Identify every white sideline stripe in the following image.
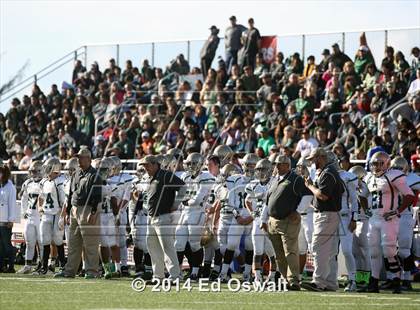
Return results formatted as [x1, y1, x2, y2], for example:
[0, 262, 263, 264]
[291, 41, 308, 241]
[320, 294, 412, 301]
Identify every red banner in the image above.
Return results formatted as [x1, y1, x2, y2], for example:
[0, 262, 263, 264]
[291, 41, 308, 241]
[260, 36, 277, 64]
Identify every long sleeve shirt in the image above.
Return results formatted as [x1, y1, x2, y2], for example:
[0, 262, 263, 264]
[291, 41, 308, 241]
[0, 180, 17, 223]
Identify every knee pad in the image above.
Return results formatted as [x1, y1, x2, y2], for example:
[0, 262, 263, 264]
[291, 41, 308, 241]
[384, 256, 401, 273]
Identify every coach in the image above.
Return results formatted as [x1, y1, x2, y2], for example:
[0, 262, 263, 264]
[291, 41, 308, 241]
[302, 148, 343, 292]
[55, 148, 102, 279]
[261, 155, 312, 290]
[138, 155, 185, 281]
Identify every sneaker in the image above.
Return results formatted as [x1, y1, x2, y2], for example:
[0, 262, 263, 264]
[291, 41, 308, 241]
[84, 273, 95, 279]
[391, 278, 401, 294]
[401, 280, 412, 291]
[344, 280, 357, 292]
[301, 282, 324, 292]
[36, 268, 48, 275]
[34, 262, 42, 273]
[54, 271, 74, 278]
[17, 265, 32, 274]
[121, 266, 130, 277]
[4, 267, 16, 274]
[104, 264, 112, 280]
[379, 279, 393, 290]
[78, 269, 86, 277]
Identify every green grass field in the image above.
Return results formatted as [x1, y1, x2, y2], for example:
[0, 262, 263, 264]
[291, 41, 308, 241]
[1, 273, 420, 310]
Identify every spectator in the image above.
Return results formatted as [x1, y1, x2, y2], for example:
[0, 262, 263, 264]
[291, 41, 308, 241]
[319, 49, 331, 72]
[329, 43, 352, 70]
[270, 52, 286, 81]
[239, 18, 261, 71]
[167, 54, 190, 75]
[200, 26, 220, 78]
[224, 16, 247, 74]
[17, 145, 33, 171]
[354, 45, 374, 75]
[293, 128, 319, 159]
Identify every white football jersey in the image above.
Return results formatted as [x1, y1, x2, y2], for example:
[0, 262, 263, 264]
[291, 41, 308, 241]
[400, 172, 420, 214]
[245, 178, 272, 220]
[21, 178, 42, 217]
[339, 170, 359, 214]
[215, 176, 237, 216]
[181, 171, 215, 208]
[108, 173, 134, 208]
[39, 177, 65, 215]
[365, 169, 414, 216]
[356, 180, 371, 219]
[231, 174, 253, 215]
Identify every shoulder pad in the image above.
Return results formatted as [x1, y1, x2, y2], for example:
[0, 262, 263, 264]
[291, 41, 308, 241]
[386, 169, 405, 182]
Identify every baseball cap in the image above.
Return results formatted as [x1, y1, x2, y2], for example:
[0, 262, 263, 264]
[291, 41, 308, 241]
[138, 155, 158, 165]
[76, 148, 92, 158]
[209, 25, 219, 31]
[141, 131, 150, 138]
[275, 154, 291, 165]
[306, 147, 328, 160]
[229, 15, 236, 20]
[321, 49, 330, 55]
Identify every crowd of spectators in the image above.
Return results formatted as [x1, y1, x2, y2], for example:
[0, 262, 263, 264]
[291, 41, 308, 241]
[1, 16, 419, 178]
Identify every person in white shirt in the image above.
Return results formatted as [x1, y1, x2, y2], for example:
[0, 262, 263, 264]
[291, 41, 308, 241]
[407, 68, 420, 95]
[0, 165, 17, 273]
[293, 129, 319, 160]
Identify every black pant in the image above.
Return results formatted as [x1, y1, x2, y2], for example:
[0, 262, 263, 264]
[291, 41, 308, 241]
[201, 56, 214, 78]
[0, 226, 14, 270]
[241, 53, 257, 72]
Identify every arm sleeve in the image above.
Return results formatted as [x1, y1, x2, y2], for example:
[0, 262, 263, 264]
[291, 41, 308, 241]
[8, 184, 17, 222]
[348, 178, 359, 214]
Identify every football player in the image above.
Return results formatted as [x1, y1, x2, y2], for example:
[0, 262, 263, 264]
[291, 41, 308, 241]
[327, 151, 359, 292]
[295, 158, 314, 281]
[246, 159, 278, 283]
[37, 158, 66, 274]
[129, 162, 153, 279]
[218, 154, 259, 282]
[108, 156, 134, 276]
[389, 156, 420, 290]
[349, 165, 372, 287]
[175, 153, 215, 281]
[361, 152, 415, 293]
[17, 161, 43, 274]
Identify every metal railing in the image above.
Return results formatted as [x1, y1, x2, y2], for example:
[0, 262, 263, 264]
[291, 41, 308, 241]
[1, 27, 419, 106]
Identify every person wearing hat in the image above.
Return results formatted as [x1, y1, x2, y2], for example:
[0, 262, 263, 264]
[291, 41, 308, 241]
[224, 16, 247, 74]
[354, 44, 374, 75]
[301, 147, 344, 291]
[200, 25, 220, 78]
[55, 148, 103, 279]
[293, 128, 319, 160]
[260, 155, 313, 290]
[319, 49, 331, 72]
[138, 155, 186, 282]
[329, 43, 352, 70]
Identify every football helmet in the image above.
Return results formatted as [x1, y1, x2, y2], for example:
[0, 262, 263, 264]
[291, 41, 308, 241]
[369, 151, 390, 177]
[109, 156, 122, 175]
[268, 153, 278, 164]
[184, 152, 204, 177]
[98, 157, 113, 180]
[213, 145, 233, 167]
[390, 156, 409, 174]
[326, 151, 339, 170]
[167, 148, 183, 160]
[241, 153, 259, 178]
[29, 161, 43, 181]
[43, 158, 61, 177]
[218, 163, 240, 183]
[64, 157, 79, 177]
[349, 165, 367, 180]
[255, 159, 272, 183]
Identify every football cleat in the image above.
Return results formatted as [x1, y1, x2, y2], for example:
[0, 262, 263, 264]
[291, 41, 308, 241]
[358, 277, 379, 293]
[391, 278, 401, 294]
[242, 272, 251, 283]
[189, 273, 199, 283]
[379, 279, 393, 290]
[48, 264, 55, 273]
[344, 280, 357, 292]
[401, 280, 413, 291]
[121, 266, 130, 277]
[301, 282, 324, 292]
[209, 270, 219, 281]
[17, 265, 32, 274]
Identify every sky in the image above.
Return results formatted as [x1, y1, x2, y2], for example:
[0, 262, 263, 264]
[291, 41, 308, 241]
[0, 0, 419, 112]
